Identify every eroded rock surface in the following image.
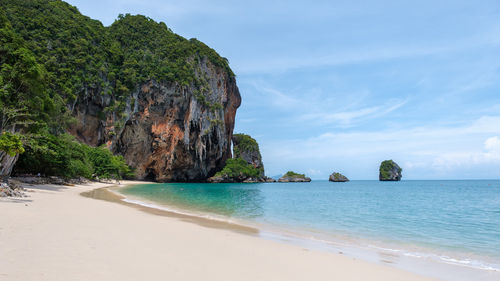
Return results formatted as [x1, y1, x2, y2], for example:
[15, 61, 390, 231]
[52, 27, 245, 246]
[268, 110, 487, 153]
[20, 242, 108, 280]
[69, 59, 241, 182]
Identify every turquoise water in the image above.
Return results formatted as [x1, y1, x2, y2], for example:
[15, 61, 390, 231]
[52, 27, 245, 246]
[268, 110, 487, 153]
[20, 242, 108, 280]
[120, 180, 500, 270]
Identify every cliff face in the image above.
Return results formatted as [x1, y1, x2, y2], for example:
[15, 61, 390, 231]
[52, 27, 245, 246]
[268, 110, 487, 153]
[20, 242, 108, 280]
[69, 58, 241, 182]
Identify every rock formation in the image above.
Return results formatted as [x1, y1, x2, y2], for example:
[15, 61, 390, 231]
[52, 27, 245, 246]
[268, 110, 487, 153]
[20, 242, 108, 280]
[70, 64, 241, 182]
[207, 134, 275, 183]
[232, 134, 264, 176]
[278, 171, 311, 182]
[329, 172, 349, 182]
[379, 160, 402, 181]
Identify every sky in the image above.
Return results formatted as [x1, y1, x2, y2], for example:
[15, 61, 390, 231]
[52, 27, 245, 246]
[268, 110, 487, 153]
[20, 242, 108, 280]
[66, 0, 500, 179]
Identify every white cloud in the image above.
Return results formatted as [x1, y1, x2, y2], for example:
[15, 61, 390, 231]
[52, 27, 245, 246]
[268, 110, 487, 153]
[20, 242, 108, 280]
[485, 136, 500, 152]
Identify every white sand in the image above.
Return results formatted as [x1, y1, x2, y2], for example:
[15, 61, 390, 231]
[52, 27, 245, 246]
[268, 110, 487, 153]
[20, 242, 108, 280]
[0, 181, 441, 281]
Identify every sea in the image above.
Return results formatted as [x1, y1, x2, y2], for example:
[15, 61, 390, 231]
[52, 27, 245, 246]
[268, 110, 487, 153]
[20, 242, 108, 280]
[118, 180, 500, 281]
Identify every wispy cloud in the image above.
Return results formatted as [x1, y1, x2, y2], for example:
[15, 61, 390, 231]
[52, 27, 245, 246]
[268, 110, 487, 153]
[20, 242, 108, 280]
[299, 99, 407, 127]
[244, 81, 407, 128]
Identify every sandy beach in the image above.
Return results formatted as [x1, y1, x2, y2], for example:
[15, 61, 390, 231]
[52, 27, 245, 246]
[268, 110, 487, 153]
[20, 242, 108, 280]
[0, 181, 441, 281]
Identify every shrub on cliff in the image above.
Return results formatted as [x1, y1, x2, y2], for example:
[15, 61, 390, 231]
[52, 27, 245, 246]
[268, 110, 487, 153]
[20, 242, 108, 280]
[232, 134, 259, 156]
[214, 158, 261, 179]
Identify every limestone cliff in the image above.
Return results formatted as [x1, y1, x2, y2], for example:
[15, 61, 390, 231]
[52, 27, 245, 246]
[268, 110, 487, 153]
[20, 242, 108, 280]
[1, 2, 241, 182]
[69, 58, 240, 182]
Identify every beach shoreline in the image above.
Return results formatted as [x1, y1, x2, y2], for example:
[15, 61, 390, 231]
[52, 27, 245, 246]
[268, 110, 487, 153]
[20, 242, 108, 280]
[0, 180, 447, 281]
[111, 182, 500, 281]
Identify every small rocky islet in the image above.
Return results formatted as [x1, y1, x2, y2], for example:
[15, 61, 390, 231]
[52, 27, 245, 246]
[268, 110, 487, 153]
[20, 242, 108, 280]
[329, 172, 349, 182]
[379, 160, 402, 181]
[278, 171, 311, 182]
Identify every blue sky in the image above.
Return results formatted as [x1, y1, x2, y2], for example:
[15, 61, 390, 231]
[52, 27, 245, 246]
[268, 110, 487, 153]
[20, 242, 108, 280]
[67, 0, 500, 179]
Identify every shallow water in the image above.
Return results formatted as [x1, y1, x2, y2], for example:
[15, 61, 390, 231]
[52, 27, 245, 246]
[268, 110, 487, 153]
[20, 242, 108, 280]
[120, 180, 500, 278]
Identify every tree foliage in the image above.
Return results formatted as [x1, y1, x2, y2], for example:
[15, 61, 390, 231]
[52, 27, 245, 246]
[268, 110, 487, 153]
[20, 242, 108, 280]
[15, 133, 132, 179]
[1, 0, 233, 118]
[283, 171, 306, 179]
[214, 158, 262, 179]
[0, 11, 59, 133]
[0, 132, 24, 156]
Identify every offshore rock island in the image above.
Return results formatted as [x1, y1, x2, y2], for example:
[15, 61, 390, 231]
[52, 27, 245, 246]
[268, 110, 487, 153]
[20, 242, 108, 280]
[379, 160, 402, 181]
[329, 172, 349, 182]
[278, 171, 311, 182]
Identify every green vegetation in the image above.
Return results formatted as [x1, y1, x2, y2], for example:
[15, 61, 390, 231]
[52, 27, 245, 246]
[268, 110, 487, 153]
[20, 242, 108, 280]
[283, 171, 306, 178]
[0, 132, 24, 156]
[332, 172, 344, 181]
[0, 10, 61, 134]
[232, 134, 259, 158]
[1, 0, 231, 121]
[1, 0, 234, 179]
[213, 158, 261, 179]
[15, 133, 132, 179]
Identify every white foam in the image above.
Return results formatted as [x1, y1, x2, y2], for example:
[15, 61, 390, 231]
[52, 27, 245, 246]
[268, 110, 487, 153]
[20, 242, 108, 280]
[121, 198, 241, 225]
